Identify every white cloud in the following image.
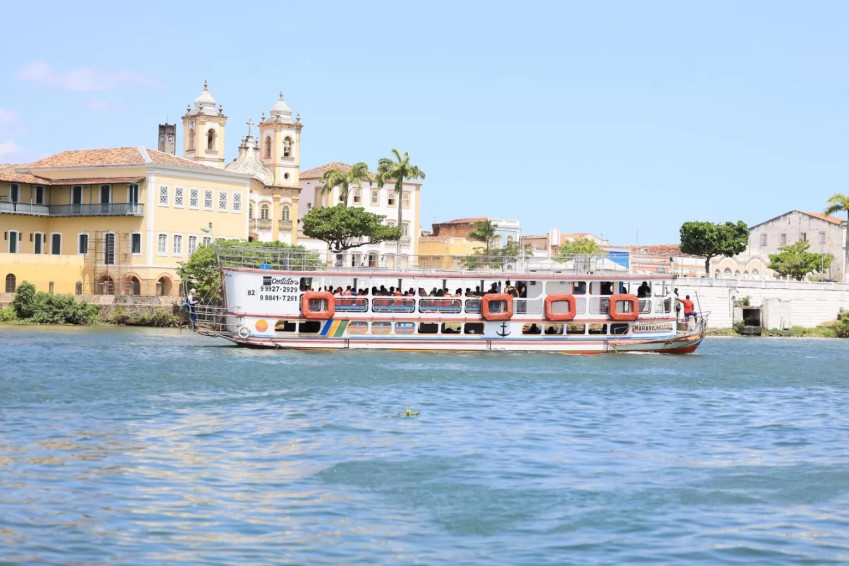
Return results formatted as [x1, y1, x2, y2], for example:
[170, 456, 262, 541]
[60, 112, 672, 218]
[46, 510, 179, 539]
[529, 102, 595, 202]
[0, 108, 20, 124]
[0, 140, 22, 160]
[15, 61, 155, 92]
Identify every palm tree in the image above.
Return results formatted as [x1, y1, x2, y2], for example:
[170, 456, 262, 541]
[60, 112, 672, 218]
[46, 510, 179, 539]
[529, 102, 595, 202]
[375, 149, 426, 256]
[319, 162, 371, 208]
[825, 193, 849, 282]
[468, 219, 498, 255]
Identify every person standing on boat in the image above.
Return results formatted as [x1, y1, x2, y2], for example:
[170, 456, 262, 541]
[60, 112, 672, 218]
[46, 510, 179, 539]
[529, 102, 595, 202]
[187, 288, 199, 329]
[677, 294, 697, 325]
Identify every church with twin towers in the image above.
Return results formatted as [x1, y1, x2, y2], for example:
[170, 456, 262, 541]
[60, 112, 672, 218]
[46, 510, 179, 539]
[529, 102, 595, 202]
[161, 81, 422, 262]
[157, 80, 304, 246]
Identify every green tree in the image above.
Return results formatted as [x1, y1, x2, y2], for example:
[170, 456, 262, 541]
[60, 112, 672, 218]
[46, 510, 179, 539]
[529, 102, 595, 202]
[463, 241, 528, 270]
[375, 149, 426, 256]
[768, 239, 833, 280]
[12, 281, 37, 319]
[680, 220, 749, 277]
[319, 162, 372, 208]
[824, 193, 849, 281]
[178, 240, 319, 303]
[556, 237, 602, 262]
[468, 219, 498, 255]
[302, 204, 401, 254]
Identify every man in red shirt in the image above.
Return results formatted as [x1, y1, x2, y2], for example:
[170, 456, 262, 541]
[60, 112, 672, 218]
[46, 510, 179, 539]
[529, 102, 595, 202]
[677, 295, 697, 324]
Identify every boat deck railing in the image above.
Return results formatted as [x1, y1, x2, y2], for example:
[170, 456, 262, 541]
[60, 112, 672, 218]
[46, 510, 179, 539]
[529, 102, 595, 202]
[214, 244, 667, 277]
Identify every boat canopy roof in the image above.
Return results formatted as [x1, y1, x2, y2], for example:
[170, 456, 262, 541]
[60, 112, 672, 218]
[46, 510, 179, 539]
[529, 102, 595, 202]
[214, 244, 674, 281]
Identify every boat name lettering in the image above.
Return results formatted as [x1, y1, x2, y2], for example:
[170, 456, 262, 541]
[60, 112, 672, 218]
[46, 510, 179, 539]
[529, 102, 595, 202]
[263, 276, 297, 285]
[633, 322, 674, 332]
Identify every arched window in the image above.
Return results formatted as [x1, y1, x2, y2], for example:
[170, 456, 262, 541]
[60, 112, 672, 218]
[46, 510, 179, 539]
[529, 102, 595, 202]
[734, 270, 740, 277]
[283, 137, 292, 157]
[5, 273, 15, 293]
[207, 129, 216, 151]
[98, 275, 114, 295]
[714, 269, 720, 278]
[157, 276, 171, 296]
[264, 136, 272, 159]
[281, 206, 290, 222]
[261, 203, 270, 220]
[128, 276, 141, 295]
[752, 269, 760, 277]
[188, 128, 195, 150]
[724, 268, 732, 277]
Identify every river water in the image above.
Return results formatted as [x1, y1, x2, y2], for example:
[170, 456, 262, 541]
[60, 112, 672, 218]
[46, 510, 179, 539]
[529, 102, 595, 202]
[1, 327, 848, 565]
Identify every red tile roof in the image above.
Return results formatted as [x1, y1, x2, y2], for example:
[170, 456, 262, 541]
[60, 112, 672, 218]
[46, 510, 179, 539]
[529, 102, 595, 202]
[301, 162, 356, 180]
[0, 164, 48, 184]
[26, 147, 219, 170]
[804, 211, 844, 225]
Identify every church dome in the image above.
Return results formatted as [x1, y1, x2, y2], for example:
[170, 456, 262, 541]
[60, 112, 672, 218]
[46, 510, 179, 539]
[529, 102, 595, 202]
[269, 92, 295, 123]
[189, 80, 220, 116]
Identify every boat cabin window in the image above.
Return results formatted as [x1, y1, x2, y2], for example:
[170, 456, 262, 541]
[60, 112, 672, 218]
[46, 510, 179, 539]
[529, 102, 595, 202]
[588, 297, 610, 315]
[610, 323, 629, 335]
[544, 324, 563, 335]
[300, 278, 312, 291]
[348, 321, 369, 335]
[298, 321, 321, 333]
[566, 323, 586, 335]
[573, 281, 587, 294]
[588, 323, 607, 335]
[418, 322, 438, 334]
[441, 322, 461, 334]
[464, 322, 484, 335]
[372, 321, 392, 334]
[395, 322, 416, 334]
[522, 323, 542, 335]
[275, 320, 296, 332]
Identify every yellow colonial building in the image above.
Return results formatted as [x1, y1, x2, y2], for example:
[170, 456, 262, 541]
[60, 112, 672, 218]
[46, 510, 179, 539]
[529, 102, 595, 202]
[1, 147, 250, 296]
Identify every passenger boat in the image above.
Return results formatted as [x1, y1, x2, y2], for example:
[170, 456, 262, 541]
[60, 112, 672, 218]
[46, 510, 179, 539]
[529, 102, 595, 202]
[194, 245, 708, 354]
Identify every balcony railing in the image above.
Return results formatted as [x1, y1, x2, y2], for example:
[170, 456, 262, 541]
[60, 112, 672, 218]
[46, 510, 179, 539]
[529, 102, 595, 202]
[0, 202, 144, 216]
[279, 220, 293, 230]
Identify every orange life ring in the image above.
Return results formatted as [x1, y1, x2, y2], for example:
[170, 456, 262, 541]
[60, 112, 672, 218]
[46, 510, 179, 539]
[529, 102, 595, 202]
[545, 294, 576, 321]
[301, 291, 335, 320]
[481, 293, 514, 321]
[609, 293, 639, 321]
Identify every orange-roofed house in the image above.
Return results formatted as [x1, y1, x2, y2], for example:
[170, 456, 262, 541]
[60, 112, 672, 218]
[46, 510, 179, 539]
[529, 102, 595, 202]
[1, 147, 250, 296]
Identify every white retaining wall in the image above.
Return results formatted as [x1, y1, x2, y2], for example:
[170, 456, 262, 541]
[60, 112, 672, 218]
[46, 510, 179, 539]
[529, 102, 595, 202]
[674, 278, 849, 329]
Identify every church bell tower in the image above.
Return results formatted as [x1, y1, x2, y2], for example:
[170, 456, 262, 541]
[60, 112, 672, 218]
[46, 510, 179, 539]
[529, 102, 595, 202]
[181, 80, 227, 168]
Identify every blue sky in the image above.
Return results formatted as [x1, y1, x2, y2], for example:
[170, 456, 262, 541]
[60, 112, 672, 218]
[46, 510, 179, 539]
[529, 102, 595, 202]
[2, 1, 848, 245]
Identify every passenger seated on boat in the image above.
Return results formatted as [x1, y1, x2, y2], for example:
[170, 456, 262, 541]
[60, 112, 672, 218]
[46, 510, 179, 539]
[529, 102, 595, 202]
[526, 323, 541, 335]
[505, 280, 518, 298]
[601, 282, 614, 295]
[545, 325, 557, 334]
[418, 287, 428, 297]
[637, 281, 651, 298]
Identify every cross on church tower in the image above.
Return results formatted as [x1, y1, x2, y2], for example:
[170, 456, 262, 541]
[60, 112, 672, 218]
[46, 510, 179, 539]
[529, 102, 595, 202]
[246, 118, 254, 138]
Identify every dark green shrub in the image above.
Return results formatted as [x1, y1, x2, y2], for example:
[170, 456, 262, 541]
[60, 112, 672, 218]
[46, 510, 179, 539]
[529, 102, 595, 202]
[12, 282, 37, 319]
[0, 307, 17, 322]
[135, 309, 179, 327]
[835, 309, 849, 338]
[110, 307, 131, 326]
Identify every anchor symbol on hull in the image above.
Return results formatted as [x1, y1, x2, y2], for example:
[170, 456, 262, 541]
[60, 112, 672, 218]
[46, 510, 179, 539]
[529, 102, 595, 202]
[495, 321, 511, 337]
